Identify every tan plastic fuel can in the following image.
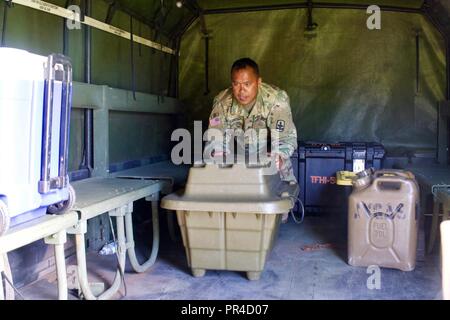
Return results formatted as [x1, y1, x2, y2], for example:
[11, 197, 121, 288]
[348, 169, 420, 271]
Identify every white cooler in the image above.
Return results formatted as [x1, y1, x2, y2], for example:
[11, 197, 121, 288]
[0, 48, 75, 235]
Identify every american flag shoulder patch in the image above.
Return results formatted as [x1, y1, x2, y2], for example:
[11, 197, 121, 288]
[209, 117, 221, 126]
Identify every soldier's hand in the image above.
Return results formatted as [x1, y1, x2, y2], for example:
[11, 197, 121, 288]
[275, 154, 284, 171]
[213, 150, 228, 157]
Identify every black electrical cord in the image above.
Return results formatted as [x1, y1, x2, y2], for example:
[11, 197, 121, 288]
[289, 194, 305, 224]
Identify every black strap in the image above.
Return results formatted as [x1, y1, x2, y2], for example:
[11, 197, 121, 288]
[62, 0, 74, 56]
[204, 34, 210, 95]
[151, 29, 164, 104]
[199, 13, 210, 96]
[416, 30, 420, 94]
[105, 1, 116, 24]
[138, 22, 142, 57]
[130, 15, 136, 101]
[156, 31, 166, 104]
[306, 0, 318, 31]
[167, 38, 178, 97]
[159, 43, 165, 103]
[79, 0, 87, 22]
[1, 0, 12, 47]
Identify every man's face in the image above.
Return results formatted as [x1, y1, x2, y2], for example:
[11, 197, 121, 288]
[231, 67, 261, 106]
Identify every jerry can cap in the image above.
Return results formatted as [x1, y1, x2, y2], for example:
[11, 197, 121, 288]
[352, 167, 375, 189]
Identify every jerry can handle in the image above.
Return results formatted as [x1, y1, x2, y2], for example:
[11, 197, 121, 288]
[374, 169, 414, 180]
[372, 176, 411, 193]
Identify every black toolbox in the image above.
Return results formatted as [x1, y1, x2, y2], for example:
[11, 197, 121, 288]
[295, 141, 385, 212]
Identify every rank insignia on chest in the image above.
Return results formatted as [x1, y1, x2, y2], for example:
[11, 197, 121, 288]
[276, 120, 285, 132]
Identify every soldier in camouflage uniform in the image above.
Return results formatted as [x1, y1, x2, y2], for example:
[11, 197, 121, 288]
[207, 57, 297, 183]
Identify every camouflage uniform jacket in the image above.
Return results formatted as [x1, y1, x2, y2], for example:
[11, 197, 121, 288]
[208, 82, 298, 182]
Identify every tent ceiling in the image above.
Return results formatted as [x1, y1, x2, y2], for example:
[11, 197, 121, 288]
[110, 0, 450, 40]
[197, 0, 425, 10]
[111, 0, 194, 39]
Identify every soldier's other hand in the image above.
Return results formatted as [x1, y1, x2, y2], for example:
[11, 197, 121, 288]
[275, 154, 284, 171]
[213, 150, 228, 157]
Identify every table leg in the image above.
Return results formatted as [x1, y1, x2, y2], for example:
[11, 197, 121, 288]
[45, 230, 68, 300]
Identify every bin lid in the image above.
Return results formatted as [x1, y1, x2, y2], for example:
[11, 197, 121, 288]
[161, 163, 299, 214]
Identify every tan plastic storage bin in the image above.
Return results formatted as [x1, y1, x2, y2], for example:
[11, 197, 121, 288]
[161, 163, 298, 280]
[348, 169, 419, 271]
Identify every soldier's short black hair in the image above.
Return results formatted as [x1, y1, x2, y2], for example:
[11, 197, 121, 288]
[231, 58, 260, 77]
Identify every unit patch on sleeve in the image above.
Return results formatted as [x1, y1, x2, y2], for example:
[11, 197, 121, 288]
[276, 120, 285, 132]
